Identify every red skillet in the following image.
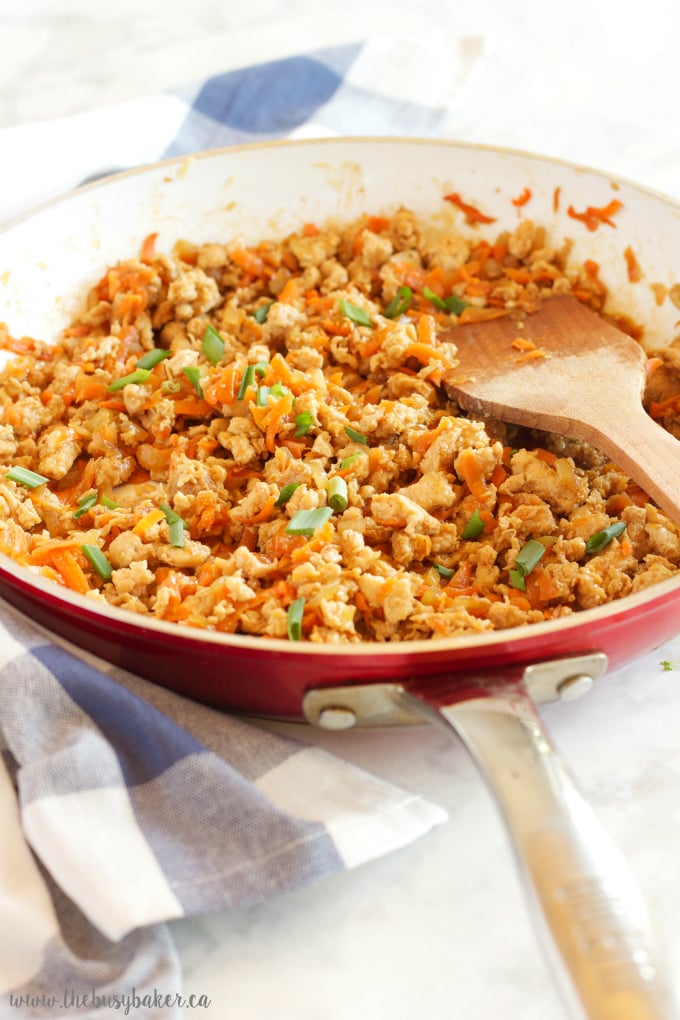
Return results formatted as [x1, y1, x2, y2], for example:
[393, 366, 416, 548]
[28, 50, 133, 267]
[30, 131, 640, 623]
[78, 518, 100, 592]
[2, 137, 680, 1019]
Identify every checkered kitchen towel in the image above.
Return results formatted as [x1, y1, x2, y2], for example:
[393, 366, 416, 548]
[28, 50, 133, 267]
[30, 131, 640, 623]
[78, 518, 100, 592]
[0, 38, 470, 1020]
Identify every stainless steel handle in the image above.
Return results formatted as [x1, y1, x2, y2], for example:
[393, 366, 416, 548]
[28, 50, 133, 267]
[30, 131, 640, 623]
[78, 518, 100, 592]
[403, 688, 678, 1020]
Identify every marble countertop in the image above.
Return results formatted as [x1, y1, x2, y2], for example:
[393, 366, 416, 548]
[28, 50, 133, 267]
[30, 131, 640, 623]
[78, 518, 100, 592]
[3, 2, 680, 1017]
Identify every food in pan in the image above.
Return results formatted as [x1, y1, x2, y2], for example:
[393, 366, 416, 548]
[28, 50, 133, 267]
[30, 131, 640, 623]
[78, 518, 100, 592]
[1, 206, 680, 642]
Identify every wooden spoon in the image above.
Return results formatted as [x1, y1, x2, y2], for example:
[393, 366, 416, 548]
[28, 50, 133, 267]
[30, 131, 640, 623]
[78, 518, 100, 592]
[443, 294, 680, 524]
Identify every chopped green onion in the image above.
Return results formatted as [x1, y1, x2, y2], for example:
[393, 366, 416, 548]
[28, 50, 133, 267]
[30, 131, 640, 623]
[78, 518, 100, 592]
[108, 368, 151, 392]
[256, 385, 270, 407]
[287, 597, 305, 641]
[254, 361, 269, 378]
[585, 521, 626, 554]
[328, 476, 348, 512]
[161, 379, 182, 394]
[432, 562, 455, 580]
[285, 507, 333, 536]
[422, 287, 468, 315]
[5, 466, 49, 489]
[344, 425, 368, 445]
[100, 495, 120, 510]
[513, 538, 546, 577]
[81, 544, 112, 582]
[422, 286, 448, 311]
[275, 482, 301, 507]
[137, 348, 171, 370]
[384, 286, 413, 319]
[294, 410, 313, 437]
[444, 294, 468, 315]
[508, 568, 527, 591]
[238, 364, 255, 400]
[269, 382, 289, 399]
[461, 507, 485, 540]
[253, 301, 274, 324]
[160, 502, 187, 548]
[183, 366, 204, 398]
[339, 451, 366, 471]
[339, 298, 373, 327]
[201, 325, 225, 366]
[73, 492, 98, 519]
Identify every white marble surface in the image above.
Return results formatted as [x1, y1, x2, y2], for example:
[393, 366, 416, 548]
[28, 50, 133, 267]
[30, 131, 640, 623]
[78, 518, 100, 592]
[3, 2, 680, 1018]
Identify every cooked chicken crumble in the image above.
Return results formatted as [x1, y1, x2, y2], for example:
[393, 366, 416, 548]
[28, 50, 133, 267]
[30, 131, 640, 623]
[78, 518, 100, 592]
[1, 208, 679, 642]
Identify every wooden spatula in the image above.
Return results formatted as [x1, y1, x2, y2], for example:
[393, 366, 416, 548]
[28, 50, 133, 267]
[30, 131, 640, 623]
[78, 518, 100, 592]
[443, 294, 680, 524]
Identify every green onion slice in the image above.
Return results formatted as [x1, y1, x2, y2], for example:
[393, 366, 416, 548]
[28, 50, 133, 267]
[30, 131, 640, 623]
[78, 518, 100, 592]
[108, 368, 151, 392]
[275, 482, 301, 507]
[285, 507, 333, 536]
[81, 544, 113, 582]
[422, 286, 448, 311]
[5, 466, 49, 489]
[294, 410, 313, 437]
[339, 298, 373, 327]
[269, 382, 289, 399]
[461, 507, 485, 540]
[161, 379, 182, 394]
[328, 476, 349, 512]
[137, 348, 171, 370]
[508, 568, 527, 591]
[513, 538, 546, 577]
[344, 425, 368, 445]
[339, 451, 366, 471]
[256, 385, 270, 407]
[432, 562, 455, 580]
[160, 502, 187, 548]
[238, 365, 255, 400]
[585, 521, 626, 554]
[254, 361, 269, 378]
[183, 366, 204, 398]
[201, 325, 225, 366]
[287, 597, 305, 641]
[422, 287, 468, 315]
[384, 286, 413, 319]
[444, 294, 468, 315]
[100, 495, 120, 510]
[73, 492, 98, 519]
[253, 301, 274, 324]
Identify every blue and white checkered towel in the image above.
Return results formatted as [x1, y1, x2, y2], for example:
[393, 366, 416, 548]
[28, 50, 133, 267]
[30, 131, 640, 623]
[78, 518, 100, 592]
[0, 41, 459, 1020]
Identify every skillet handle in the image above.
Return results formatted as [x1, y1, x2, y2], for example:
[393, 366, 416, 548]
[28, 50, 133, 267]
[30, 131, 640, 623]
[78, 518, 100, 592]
[402, 687, 679, 1020]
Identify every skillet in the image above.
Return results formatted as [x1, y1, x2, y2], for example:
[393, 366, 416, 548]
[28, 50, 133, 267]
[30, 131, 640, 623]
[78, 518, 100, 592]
[1, 138, 680, 1018]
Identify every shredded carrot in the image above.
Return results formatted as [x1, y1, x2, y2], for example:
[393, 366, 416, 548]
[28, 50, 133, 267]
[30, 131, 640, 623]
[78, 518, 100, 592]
[443, 192, 497, 225]
[553, 187, 561, 213]
[231, 248, 266, 277]
[567, 199, 623, 231]
[511, 187, 532, 208]
[237, 495, 277, 526]
[133, 508, 165, 535]
[457, 449, 487, 499]
[173, 398, 213, 417]
[140, 232, 158, 264]
[302, 223, 319, 237]
[278, 277, 299, 305]
[514, 349, 545, 363]
[457, 306, 509, 324]
[51, 548, 90, 595]
[624, 245, 642, 283]
[511, 336, 537, 352]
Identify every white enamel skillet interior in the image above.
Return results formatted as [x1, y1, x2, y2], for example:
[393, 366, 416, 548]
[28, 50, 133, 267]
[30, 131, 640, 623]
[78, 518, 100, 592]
[1, 139, 680, 1019]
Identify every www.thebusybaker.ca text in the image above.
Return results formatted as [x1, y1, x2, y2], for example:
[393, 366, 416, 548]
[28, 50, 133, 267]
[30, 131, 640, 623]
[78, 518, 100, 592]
[8, 987, 211, 1014]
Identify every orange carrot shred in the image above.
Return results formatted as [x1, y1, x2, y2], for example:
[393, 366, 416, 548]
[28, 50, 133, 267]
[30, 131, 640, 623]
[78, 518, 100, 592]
[443, 192, 497, 226]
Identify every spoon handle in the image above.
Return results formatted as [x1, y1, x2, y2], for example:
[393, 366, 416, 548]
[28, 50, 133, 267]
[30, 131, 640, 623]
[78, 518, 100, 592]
[577, 403, 680, 525]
